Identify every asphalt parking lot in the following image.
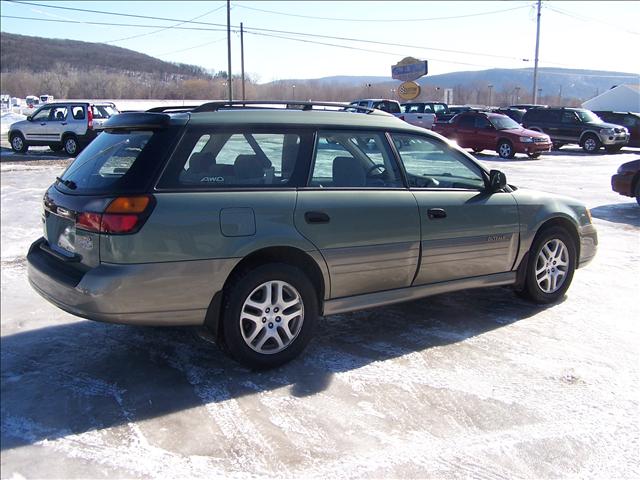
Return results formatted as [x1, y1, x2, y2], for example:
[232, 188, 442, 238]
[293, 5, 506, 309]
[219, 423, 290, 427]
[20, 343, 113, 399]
[1, 145, 639, 479]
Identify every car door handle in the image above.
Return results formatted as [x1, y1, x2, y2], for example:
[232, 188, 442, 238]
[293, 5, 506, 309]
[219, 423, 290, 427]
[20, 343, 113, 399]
[305, 211, 330, 224]
[427, 208, 447, 219]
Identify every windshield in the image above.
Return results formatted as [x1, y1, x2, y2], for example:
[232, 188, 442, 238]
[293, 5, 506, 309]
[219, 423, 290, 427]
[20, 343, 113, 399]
[575, 110, 602, 123]
[491, 116, 521, 130]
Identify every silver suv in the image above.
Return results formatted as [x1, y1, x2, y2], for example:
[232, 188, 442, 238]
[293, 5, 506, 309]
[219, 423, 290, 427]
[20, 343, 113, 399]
[8, 102, 119, 156]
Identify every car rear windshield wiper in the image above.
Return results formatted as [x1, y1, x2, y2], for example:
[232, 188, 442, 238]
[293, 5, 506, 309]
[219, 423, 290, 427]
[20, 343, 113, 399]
[56, 176, 77, 190]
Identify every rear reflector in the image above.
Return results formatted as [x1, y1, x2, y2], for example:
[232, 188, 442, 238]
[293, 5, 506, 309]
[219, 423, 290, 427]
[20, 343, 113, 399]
[76, 195, 154, 234]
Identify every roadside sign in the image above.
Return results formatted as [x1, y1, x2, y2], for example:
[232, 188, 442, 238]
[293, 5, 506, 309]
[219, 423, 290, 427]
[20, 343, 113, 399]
[392, 57, 428, 82]
[398, 81, 421, 101]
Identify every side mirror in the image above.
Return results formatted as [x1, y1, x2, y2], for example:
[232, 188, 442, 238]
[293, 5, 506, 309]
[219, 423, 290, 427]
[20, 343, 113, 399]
[27, 115, 33, 121]
[488, 169, 507, 192]
[485, 124, 494, 130]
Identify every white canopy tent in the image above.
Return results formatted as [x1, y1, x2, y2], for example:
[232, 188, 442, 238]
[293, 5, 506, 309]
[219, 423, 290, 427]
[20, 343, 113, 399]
[582, 84, 640, 112]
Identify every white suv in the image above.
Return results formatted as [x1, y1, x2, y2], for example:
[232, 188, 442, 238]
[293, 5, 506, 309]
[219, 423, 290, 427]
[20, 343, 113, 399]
[8, 102, 119, 156]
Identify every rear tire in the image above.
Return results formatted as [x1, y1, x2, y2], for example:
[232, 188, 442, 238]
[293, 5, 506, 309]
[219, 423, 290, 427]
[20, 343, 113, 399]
[497, 140, 515, 159]
[63, 135, 80, 156]
[10, 133, 28, 153]
[518, 226, 576, 304]
[221, 263, 318, 370]
[582, 134, 601, 153]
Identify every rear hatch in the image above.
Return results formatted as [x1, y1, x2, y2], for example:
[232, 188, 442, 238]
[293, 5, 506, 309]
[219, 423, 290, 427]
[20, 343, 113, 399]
[91, 103, 121, 130]
[36, 114, 185, 274]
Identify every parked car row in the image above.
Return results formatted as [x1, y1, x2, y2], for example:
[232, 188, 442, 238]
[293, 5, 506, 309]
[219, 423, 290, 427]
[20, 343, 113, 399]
[350, 98, 636, 158]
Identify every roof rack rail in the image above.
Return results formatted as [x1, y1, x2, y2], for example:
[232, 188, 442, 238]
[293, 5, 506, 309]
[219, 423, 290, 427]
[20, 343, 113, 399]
[146, 105, 201, 113]
[190, 100, 379, 114]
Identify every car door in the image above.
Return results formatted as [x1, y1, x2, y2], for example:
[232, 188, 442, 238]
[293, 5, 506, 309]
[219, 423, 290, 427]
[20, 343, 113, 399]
[42, 105, 69, 142]
[23, 105, 53, 142]
[559, 110, 582, 143]
[391, 132, 520, 285]
[294, 130, 421, 298]
[474, 115, 496, 150]
[453, 114, 476, 148]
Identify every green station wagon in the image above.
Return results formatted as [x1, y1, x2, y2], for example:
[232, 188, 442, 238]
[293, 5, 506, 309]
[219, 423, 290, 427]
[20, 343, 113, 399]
[27, 102, 598, 369]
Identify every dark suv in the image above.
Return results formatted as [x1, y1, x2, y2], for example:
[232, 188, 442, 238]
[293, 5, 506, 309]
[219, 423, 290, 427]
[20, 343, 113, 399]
[593, 111, 640, 148]
[27, 101, 597, 369]
[522, 107, 629, 153]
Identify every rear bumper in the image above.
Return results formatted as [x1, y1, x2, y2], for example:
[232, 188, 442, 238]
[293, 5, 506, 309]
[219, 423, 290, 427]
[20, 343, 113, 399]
[577, 224, 598, 268]
[27, 237, 238, 326]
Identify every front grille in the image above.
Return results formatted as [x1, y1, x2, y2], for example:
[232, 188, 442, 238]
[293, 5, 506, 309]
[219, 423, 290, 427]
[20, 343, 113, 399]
[533, 137, 548, 143]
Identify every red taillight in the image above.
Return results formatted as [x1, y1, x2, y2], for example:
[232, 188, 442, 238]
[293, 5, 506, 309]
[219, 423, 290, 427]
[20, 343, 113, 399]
[87, 107, 93, 129]
[76, 195, 153, 234]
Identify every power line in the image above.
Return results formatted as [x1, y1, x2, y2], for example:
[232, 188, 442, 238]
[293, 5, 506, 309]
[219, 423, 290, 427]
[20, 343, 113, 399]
[4, 0, 530, 62]
[104, 4, 227, 44]
[232, 2, 531, 22]
[0, 15, 228, 32]
[545, 4, 640, 36]
[156, 37, 227, 57]
[242, 30, 507, 69]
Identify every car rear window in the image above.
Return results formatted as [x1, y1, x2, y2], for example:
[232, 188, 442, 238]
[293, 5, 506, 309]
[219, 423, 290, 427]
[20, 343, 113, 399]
[56, 130, 172, 194]
[92, 105, 118, 119]
[158, 128, 313, 189]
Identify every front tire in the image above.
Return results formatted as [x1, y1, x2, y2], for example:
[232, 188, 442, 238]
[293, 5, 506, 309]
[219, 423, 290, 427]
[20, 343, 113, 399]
[63, 135, 80, 156]
[497, 140, 515, 159]
[582, 134, 601, 153]
[221, 263, 318, 370]
[519, 226, 576, 304]
[10, 133, 28, 153]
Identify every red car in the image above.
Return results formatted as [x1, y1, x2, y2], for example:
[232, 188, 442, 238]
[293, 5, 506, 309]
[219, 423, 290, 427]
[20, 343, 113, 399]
[433, 111, 552, 159]
[611, 159, 640, 205]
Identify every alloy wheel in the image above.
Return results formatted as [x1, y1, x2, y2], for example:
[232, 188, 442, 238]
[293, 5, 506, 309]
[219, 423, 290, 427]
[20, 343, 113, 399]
[239, 280, 304, 354]
[535, 239, 569, 293]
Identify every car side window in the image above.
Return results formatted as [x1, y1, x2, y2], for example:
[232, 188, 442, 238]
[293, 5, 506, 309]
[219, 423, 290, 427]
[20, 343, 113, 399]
[392, 134, 486, 190]
[50, 106, 68, 121]
[457, 115, 475, 128]
[309, 130, 403, 188]
[31, 107, 52, 122]
[159, 130, 306, 188]
[475, 116, 491, 128]
[71, 106, 86, 120]
[433, 104, 447, 114]
[561, 111, 579, 124]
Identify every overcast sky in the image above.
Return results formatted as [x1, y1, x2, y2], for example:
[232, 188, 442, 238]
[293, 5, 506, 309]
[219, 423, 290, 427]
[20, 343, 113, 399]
[1, 1, 639, 82]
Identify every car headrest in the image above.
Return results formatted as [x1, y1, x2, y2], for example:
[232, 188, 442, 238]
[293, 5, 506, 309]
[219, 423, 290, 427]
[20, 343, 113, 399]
[332, 156, 365, 187]
[234, 154, 264, 179]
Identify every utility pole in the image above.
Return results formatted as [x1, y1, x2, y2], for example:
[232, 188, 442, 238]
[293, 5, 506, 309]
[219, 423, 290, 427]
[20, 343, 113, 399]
[515, 86, 521, 104]
[488, 84, 494, 106]
[226, 0, 232, 101]
[240, 22, 245, 101]
[532, 0, 542, 104]
[558, 84, 562, 105]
